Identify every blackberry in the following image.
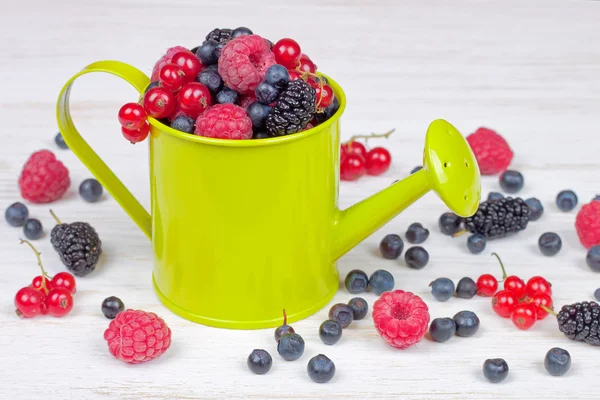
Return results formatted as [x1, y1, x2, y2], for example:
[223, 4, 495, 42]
[205, 28, 233, 44]
[49, 211, 102, 277]
[556, 301, 600, 345]
[465, 197, 530, 239]
[265, 80, 316, 136]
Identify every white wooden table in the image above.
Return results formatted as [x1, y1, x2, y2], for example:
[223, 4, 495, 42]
[1, 1, 599, 399]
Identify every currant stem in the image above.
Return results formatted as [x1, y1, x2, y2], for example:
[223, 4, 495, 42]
[491, 252, 508, 280]
[49, 209, 62, 225]
[348, 128, 396, 144]
[20, 239, 51, 292]
[282, 309, 287, 326]
[540, 304, 557, 317]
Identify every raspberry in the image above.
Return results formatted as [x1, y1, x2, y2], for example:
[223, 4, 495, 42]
[151, 46, 191, 81]
[103, 309, 171, 364]
[576, 201, 600, 249]
[18, 150, 70, 203]
[466, 127, 513, 175]
[194, 104, 253, 140]
[372, 290, 430, 349]
[218, 35, 276, 94]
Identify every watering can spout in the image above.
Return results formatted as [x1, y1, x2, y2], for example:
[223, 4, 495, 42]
[331, 119, 481, 261]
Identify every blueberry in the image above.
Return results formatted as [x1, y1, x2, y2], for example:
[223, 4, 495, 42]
[196, 40, 219, 65]
[253, 132, 269, 139]
[594, 288, 600, 301]
[455, 277, 477, 299]
[453, 310, 480, 337]
[232, 27, 253, 38]
[247, 349, 272, 375]
[544, 347, 571, 376]
[328, 303, 353, 329]
[556, 190, 578, 212]
[171, 115, 195, 133]
[216, 87, 239, 104]
[499, 170, 524, 193]
[197, 69, 223, 93]
[483, 358, 509, 383]
[487, 192, 504, 202]
[467, 234, 486, 254]
[5, 202, 28, 227]
[348, 297, 368, 320]
[586, 245, 600, 272]
[379, 234, 404, 259]
[429, 277, 455, 302]
[344, 269, 368, 294]
[429, 317, 456, 342]
[307, 354, 335, 383]
[319, 320, 342, 345]
[144, 81, 160, 94]
[79, 178, 103, 203]
[410, 166, 422, 174]
[265, 65, 290, 90]
[368, 269, 394, 295]
[525, 197, 544, 221]
[405, 246, 429, 269]
[277, 333, 305, 361]
[204, 64, 219, 72]
[438, 212, 463, 235]
[594, 195, 600, 202]
[255, 82, 279, 105]
[23, 218, 43, 240]
[246, 102, 271, 129]
[538, 232, 562, 256]
[321, 96, 340, 122]
[214, 42, 226, 58]
[55, 132, 69, 149]
[101, 296, 124, 319]
[405, 222, 429, 244]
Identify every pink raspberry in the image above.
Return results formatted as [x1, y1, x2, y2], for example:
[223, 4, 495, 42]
[466, 127, 513, 175]
[195, 104, 253, 140]
[103, 309, 171, 364]
[372, 290, 430, 349]
[218, 35, 276, 94]
[151, 46, 191, 81]
[18, 150, 70, 203]
[576, 201, 600, 249]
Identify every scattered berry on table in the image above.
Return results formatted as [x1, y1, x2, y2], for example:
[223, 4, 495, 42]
[455, 277, 477, 299]
[151, 46, 190, 81]
[178, 82, 212, 119]
[51, 271, 76, 294]
[429, 277, 455, 302]
[143, 87, 176, 119]
[575, 201, 600, 249]
[372, 290, 430, 349]
[121, 123, 150, 144]
[365, 147, 391, 176]
[587, 246, 600, 271]
[195, 104, 252, 140]
[55, 132, 69, 149]
[5, 202, 28, 227]
[466, 127, 513, 175]
[101, 296, 125, 319]
[232, 26, 253, 38]
[467, 234, 486, 254]
[273, 38, 302, 69]
[307, 354, 335, 383]
[556, 190, 578, 212]
[483, 358, 509, 383]
[345, 269, 369, 294]
[196, 39, 220, 65]
[410, 166, 422, 174]
[14, 287, 46, 318]
[544, 348, 571, 376]
[511, 303, 537, 330]
[170, 51, 202, 82]
[264, 64, 290, 90]
[255, 82, 279, 105]
[438, 212, 463, 236]
[219, 35, 275, 94]
[556, 301, 600, 345]
[465, 197, 529, 239]
[453, 310, 480, 337]
[104, 309, 171, 364]
[405, 246, 429, 269]
[265, 80, 316, 136]
[538, 232, 562, 256]
[526, 276, 552, 297]
[348, 297, 368, 320]
[215, 87, 239, 105]
[368, 270, 394, 295]
[274, 309, 295, 342]
[525, 197, 544, 221]
[246, 102, 272, 130]
[298, 54, 317, 73]
[487, 192, 504, 202]
[594, 288, 600, 301]
[277, 332, 305, 361]
[379, 234, 404, 259]
[342, 141, 367, 159]
[319, 320, 342, 345]
[197, 69, 223, 93]
[530, 293, 553, 320]
[340, 154, 366, 181]
[23, 218, 43, 240]
[79, 178, 103, 203]
[328, 303, 353, 329]
[171, 115, 195, 133]
[492, 290, 518, 318]
[405, 222, 429, 244]
[45, 287, 74, 317]
[476, 274, 498, 297]
[19, 150, 70, 203]
[247, 349, 272, 375]
[118, 102, 147, 131]
[429, 317, 456, 342]
[499, 170, 524, 193]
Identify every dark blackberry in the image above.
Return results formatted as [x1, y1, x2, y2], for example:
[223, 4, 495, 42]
[49, 211, 102, 277]
[205, 28, 233, 44]
[465, 197, 530, 239]
[265, 80, 316, 136]
[556, 301, 600, 345]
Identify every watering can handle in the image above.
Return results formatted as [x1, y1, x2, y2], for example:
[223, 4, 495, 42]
[56, 61, 152, 239]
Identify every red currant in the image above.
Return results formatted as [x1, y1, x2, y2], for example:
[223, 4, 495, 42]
[51, 272, 76, 295]
[143, 87, 176, 119]
[45, 287, 74, 317]
[511, 303, 537, 330]
[288, 69, 302, 81]
[177, 82, 212, 119]
[529, 293, 553, 320]
[159, 63, 186, 92]
[298, 54, 316, 73]
[504, 275, 526, 299]
[121, 122, 150, 144]
[365, 147, 392, 176]
[14, 287, 46, 318]
[342, 141, 367, 159]
[315, 84, 334, 109]
[491, 289, 518, 318]
[31, 275, 51, 293]
[170, 51, 202, 82]
[273, 38, 302, 69]
[526, 276, 552, 297]
[476, 274, 498, 297]
[118, 102, 147, 130]
[340, 154, 366, 181]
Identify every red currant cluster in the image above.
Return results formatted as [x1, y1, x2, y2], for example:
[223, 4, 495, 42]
[14, 240, 76, 318]
[340, 130, 393, 181]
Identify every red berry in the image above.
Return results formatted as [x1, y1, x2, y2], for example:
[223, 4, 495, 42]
[31, 275, 51, 293]
[288, 69, 302, 81]
[298, 54, 317, 73]
[151, 46, 190, 81]
[14, 287, 46, 318]
[491, 289, 518, 318]
[121, 122, 150, 144]
[575, 201, 600, 249]
[340, 154, 366, 181]
[19, 150, 70, 204]
[315, 84, 334, 108]
[158, 63, 186, 91]
[170, 51, 202, 82]
[342, 141, 367, 159]
[45, 287, 74, 317]
[529, 293, 553, 320]
[273, 38, 302, 69]
[194, 103, 253, 140]
[504, 275, 526, 299]
[466, 127, 513, 175]
[143, 87, 176, 119]
[476, 274, 498, 297]
[511, 303, 537, 330]
[51, 272, 76, 295]
[177, 82, 212, 119]
[118, 103, 147, 130]
[219, 35, 275, 94]
[526, 276, 552, 297]
[365, 147, 392, 176]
